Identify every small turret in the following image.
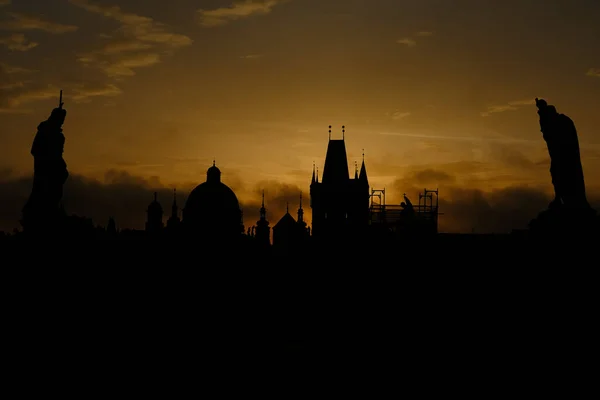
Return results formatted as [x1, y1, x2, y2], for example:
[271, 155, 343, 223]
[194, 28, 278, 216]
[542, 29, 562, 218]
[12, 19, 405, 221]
[146, 192, 164, 232]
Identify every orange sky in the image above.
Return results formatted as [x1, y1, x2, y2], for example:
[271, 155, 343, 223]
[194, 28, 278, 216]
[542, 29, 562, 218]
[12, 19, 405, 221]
[1, 0, 599, 233]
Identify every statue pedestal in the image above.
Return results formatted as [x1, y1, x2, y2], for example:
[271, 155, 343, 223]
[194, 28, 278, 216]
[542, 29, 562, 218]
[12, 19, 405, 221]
[529, 206, 599, 237]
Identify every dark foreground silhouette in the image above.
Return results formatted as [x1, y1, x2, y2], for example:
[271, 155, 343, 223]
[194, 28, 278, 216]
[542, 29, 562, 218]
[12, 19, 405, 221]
[530, 99, 597, 234]
[1, 97, 598, 390]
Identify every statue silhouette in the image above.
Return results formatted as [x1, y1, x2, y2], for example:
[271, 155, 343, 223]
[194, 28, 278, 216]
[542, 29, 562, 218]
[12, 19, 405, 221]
[22, 91, 69, 233]
[535, 98, 589, 210]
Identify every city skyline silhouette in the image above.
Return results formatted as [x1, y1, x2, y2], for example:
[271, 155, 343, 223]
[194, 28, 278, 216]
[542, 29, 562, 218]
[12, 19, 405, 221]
[1, 0, 600, 236]
[2, 1, 600, 385]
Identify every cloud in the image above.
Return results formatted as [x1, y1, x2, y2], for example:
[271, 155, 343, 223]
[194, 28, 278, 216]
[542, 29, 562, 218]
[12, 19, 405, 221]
[101, 53, 161, 77]
[0, 169, 305, 234]
[391, 166, 600, 233]
[391, 111, 411, 120]
[0, 33, 38, 51]
[416, 31, 434, 37]
[0, 63, 34, 92]
[481, 98, 535, 117]
[0, 62, 36, 74]
[197, 0, 289, 27]
[69, 0, 192, 78]
[1, 160, 598, 234]
[0, 12, 78, 34]
[0, 81, 122, 113]
[240, 54, 262, 59]
[587, 68, 600, 78]
[396, 38, 416, 47]
[0, 1, 10, 7]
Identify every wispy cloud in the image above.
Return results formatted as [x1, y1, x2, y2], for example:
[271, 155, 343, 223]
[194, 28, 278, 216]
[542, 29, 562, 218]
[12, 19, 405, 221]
[240, 54, 262, 59]
[69, 0, 192, 78]
[0, 33, 37, 51]
[397, 31, 434, 47]
[480, 99, 535, 117]
[396, 38, 416, 47]
[391, 111, 411, 120]
[0, 12, 78, 34]
[0, 62, 36, 74]
[197, 0, 288, 27]
[0, 80, 122, 113]
[587, 68, 600, 78]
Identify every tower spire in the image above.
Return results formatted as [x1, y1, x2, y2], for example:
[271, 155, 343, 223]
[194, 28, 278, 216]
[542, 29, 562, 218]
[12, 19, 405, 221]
[259, 189, 266, 220]
[297, 192, 304, 223]
[328, 125, 331, 140]
[342, 125, 345, 140]
[311, 162, 316, 184]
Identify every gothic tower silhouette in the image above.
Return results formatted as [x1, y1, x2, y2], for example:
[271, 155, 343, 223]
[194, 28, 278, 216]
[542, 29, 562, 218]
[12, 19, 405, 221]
[310, 126, 370, 239]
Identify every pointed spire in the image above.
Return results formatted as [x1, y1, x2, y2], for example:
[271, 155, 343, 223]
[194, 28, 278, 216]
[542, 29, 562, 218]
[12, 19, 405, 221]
[354, 161, 358, 179]
[173, 188, 177, 204]
[213, 159, 216, 167]
[359, 149, 368, 185]
[311, 162, 316, 184]
[316, 167, 319, 183]
[259, 189, 267, 221]
[342, 125, 345, 140]
[328, 125, 331, 140]
[297, 192, 304, 223]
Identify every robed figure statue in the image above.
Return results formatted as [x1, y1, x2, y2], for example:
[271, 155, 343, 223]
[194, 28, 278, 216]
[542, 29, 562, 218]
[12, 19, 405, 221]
[536, 98, 590, 210]
[21, 91, 69, 233]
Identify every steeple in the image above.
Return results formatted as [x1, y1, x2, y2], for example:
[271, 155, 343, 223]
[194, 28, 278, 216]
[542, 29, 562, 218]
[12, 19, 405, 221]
[316, 167, 319, 183]
[260, 190, 266, 220]
[359, 149, 368, 185]
[311, 162, 316, 185]
[255, 190, 270, 246]
[297, 192, 304, 223]
[354, 161, 358, 179]
[167, 188, 181, 229]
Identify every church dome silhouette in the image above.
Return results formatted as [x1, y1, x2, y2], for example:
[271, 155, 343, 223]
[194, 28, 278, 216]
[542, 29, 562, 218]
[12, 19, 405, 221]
[182, 161, 243, 238]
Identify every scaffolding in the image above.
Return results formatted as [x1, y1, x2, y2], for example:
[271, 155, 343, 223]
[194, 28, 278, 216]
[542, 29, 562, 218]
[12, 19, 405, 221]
[369, 188, 440, 234]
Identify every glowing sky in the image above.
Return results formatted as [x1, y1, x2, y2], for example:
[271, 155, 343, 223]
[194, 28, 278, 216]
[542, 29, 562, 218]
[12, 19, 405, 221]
[1, 0, 599, 232]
